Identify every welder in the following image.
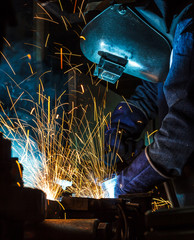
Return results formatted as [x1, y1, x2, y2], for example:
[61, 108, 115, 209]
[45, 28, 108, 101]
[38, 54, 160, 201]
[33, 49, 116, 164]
[81, 0, 194, 206]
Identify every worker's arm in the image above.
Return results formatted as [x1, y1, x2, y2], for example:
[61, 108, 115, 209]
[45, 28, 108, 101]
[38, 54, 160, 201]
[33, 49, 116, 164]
[104, 81, 159, 168]
[148, 18, 194, 177]
[128, 80, 159, 121]
[115, 17, 194, 196]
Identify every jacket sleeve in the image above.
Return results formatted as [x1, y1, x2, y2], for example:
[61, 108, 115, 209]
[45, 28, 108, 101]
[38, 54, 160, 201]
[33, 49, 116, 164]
[147, 19, 194, 177]
[128, 80, 159, 120]
[106, 80, 159, 143]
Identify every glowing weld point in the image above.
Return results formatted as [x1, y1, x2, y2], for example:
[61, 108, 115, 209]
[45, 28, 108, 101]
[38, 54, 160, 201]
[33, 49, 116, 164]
[56, 179, 72, 190]
[80, 36, 86, 40]
[102, 176, 117, 198]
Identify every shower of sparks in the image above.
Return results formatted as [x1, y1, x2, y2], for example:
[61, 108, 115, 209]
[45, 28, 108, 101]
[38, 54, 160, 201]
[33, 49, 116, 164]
[0, 82, 117, 200]
[0, 0, 120, 200]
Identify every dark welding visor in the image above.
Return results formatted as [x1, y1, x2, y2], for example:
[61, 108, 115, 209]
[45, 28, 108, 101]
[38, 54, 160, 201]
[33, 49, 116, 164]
[80, 4, 171, 84]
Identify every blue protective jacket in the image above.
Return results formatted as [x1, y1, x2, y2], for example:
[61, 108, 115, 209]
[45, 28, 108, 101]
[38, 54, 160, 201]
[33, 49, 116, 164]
[128, 8, 194, 178]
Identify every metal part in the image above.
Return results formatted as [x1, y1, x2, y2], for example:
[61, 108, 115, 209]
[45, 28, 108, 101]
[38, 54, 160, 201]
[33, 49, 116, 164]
[80, 4, 171, 84]
[25, 219, 101, 240]
[46, 195, 153, 239]
[145, 206, 194, 240]
[163, 181, 179, 208]
[0, 133, 23, 187]
[0, 132, 47, 240]
[0, 187, 46, 222]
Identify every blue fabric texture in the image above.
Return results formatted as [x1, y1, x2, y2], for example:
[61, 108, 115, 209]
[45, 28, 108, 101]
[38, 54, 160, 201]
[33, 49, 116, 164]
[147, 16, 194, 177]
[114, 5, 194, 195]
[127, 13, 194, 177]
[115, 150, 166, 197]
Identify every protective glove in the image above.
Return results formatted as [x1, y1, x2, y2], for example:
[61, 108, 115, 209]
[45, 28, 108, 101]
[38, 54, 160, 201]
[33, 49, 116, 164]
[103, 138, 144, 172]
[104, 102, 148, 168]
[114, 149, 167, 198]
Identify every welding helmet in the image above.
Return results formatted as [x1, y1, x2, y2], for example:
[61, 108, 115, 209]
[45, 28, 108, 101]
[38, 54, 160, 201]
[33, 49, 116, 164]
[80, 0, 192, 84]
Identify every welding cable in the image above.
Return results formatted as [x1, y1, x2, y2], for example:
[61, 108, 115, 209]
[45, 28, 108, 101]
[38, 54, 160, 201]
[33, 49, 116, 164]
[116, 203, 128, 240]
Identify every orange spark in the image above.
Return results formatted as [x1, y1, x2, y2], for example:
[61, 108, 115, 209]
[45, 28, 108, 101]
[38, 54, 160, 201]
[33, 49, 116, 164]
[30, 107, 35, 115]
[79, 0, 85, 18]
[16, 160, 23, 178]
[81, 84, 84, 94]
[37, 2, 53, 20]
[27, 54, 32, 60]
[147, 130, 158, 139]
[116, 80, 119, 89]
[10, 92, 24, 111]
[48, 96, 50, 124]
[78, 6, 86, 24]
[68, 106, 78, 114]
[20, 54, 32, 60]
[3, 37, 11, 47]
[63, 63, 83, 75]
[24, 43, 42, 49]
[80, 36, 86, 40]
[34, 16, 59, 24]
[137, 120, 143, 124]
[60, 48, 63, 69]
[28, 62, 34, 74]
[122, 96, 133, 113]
[45, 34, 50, 47]
[62, 15, 72, 28]
[58, 0, 63, 11]
[0, 51, 16, 75]
[73, 0, 77, 13]
[61, 16, 68, 31]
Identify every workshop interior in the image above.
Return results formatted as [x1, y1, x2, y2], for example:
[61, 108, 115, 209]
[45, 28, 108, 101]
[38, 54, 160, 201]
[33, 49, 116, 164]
[1, 0, 194, 239]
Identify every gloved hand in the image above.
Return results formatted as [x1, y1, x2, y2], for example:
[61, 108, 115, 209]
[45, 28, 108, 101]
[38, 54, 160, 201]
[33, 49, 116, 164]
[114, 149, 167, 198]
[103, 138, 144, 172]
[104, 102, 148, 169]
